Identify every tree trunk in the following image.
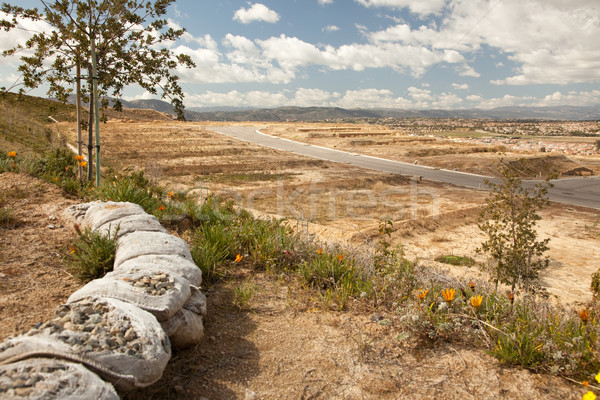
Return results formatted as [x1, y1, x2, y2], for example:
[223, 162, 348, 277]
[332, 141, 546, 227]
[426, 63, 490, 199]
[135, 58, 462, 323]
[87, 87, 94, 182]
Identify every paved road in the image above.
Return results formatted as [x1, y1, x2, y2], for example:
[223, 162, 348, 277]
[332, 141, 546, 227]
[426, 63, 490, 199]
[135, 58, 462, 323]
[208, 126, 600, 210]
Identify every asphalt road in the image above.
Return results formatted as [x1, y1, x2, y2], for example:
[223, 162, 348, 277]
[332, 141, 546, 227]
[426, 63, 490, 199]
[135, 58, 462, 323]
[207, 126, 600, 210]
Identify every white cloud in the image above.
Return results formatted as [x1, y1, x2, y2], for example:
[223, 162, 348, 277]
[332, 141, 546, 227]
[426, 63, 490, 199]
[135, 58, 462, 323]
[452, 83, 469, 90]
[536, 90, 600, 107]
[233, 3, 280, 24]
[354, 0, 446, 15]
[319, 0, 334, 4]
[322, 25, 340, 32]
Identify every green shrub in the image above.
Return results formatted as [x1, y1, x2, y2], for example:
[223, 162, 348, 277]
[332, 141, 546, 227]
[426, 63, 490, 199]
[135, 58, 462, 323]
[66, 226, 118, 282]
[97, 171, 162, 213]
[191, 222, 235, 283]
[591, 269, 600, 298]
[435, 254, 475, 267]
[0, 206, 19, 228]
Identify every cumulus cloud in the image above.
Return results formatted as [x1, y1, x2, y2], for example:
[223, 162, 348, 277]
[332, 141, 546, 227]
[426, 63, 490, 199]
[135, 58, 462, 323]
[354, 0, 446, 15]
[452, 83, 469, 90]
[319, 0, 334, 4]
[322, 25, 340, 32]
[366, 0, 600, 86]
[233, 3, 280, 24]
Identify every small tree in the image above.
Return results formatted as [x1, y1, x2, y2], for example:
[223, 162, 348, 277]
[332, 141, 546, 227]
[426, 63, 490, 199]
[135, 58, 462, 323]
[478, 159, 552, 294]
[1, 0, 195, 183]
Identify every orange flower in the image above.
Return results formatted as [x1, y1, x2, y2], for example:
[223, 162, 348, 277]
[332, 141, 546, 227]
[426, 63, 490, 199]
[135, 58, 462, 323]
[167, 191, 175, 198]
[235, 254, 243, 263]
[78, 161, 87, 168]
[579, 309, 590, 324]
[69, 246, 76, 255]
[583, 381, 589, 388]
[416, 289, 429, 300]
[468, 281, 475, 290]
[441, 288, 456, 304]
[317, 248, 322, 255]
[8, 151, 16, 158]
[506, 291, 515, 304]
[470, 295, 483, 310]
[65, 166, 70, 171]
[337, 254, 344, 261]
[75, 155, 84, 161]
[158, 206, 165, 211]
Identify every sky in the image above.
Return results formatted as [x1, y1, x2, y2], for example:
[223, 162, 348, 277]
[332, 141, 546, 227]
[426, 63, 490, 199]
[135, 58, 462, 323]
[1, 0, 600, 110]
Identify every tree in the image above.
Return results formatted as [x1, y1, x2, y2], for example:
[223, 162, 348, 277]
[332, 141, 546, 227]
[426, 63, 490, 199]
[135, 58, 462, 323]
[478, 159, 552, 294]
[1, 0, 195, 182]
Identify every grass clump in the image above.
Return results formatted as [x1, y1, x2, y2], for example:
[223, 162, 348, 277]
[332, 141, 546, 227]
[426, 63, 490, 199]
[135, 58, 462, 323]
[66, 225, 118, 282]
[0, 206, 19, 229]
[97, 170, 163, 214]
[435, 254, 475, 267]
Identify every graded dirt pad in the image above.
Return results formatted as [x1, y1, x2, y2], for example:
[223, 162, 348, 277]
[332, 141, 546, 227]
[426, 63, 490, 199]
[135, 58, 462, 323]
[0, 172, 80, 340]
[127, 273, 580, 400]
[261, 123, 600, 178]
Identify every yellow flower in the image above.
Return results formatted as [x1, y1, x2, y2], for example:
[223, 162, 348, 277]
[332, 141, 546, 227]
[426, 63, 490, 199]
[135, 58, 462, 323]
[235, 254, 243, 263]
[337, 254, 344, 261]
[75, 155, 84, 161]
[417, 289, 429, 301]
[167, 191, 175, 198]
[69, 246, 76, 255]
[583, 391, 596, 400]
[596, 371, 600, 384]
[579, 309, 590, 324]
[78, 161, 87, 168]
[441, 288, 456, 304]
[8, 151, 16, 158]
[470, 295, 483, 310]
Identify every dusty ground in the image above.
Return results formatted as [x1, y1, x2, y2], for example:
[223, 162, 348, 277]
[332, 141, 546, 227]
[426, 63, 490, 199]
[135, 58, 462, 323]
[0, 172, 80, 340]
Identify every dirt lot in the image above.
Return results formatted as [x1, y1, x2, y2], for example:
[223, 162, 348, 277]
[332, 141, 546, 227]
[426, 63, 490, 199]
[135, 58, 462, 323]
[56, 120, 600, 305]
[0, 118, 588, 397]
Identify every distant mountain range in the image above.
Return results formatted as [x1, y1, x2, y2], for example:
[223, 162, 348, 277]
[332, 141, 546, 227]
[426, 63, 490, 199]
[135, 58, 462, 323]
[71, 97, 600, 121]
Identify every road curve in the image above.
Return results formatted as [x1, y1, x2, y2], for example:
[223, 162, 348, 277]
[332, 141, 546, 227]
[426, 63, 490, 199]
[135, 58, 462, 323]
[207, 126, 600, 210]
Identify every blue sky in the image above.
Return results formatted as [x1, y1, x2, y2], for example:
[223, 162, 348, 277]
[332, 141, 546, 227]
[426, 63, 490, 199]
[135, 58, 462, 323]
[2, 0, 600, 110]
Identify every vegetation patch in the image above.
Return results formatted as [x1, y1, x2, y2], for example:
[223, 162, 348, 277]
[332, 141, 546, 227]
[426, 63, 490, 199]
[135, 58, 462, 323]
[66, 226, 118, 282]
[435, 254, 475, 267]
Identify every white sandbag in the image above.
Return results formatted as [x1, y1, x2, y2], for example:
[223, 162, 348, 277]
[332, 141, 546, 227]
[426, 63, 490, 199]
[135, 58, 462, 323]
[0, 297, 171, 392]
[0, 358, 118, 400]
[159, 309, 204, 350]
[63, 202, 97, 225]
[117, 254, 203, 288]
[114, 231, 193, 269]
[95, 213, 167, 240]
[67, 269, 191, 321]
[183, 287, 207, 318]
[84, 202, 146, 231]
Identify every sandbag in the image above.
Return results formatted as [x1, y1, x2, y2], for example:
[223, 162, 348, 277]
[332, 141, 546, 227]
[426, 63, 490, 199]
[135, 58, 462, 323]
[0, 297, 171, 392]
[183, 287, 207, 318]
[95, 213, 167, 239]
[114, 231, 193, 269]
[63, 202, 97, 225]
[0, 358, 118, 400]
[67, 269, 191, 321]
[84, 202, 146, 231]
[159, 309, 204, 350]
[117, 254, 203, 288]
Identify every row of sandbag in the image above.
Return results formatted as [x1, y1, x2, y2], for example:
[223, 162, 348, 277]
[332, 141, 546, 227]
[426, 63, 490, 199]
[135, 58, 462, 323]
[0, 201, 206, 398]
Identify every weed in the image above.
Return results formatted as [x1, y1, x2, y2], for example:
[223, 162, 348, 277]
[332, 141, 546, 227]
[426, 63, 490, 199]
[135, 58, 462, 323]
[0, 206, 19, 228]
[97, 171, 162, 213]
[435, 254, 475, 267]
[233, 281, 257, 310]
[66, 225, 118, 282]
